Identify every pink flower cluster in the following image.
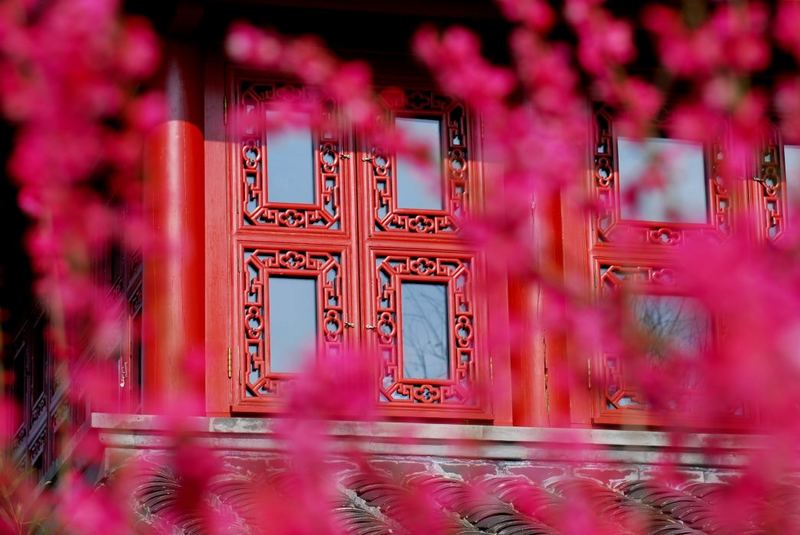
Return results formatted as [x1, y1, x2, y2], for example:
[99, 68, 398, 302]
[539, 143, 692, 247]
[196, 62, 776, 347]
[0, 0, 162, 530]
[0, 0, 161, 353]
[2, 0, 800, 533]
[223, 4, 800, 529]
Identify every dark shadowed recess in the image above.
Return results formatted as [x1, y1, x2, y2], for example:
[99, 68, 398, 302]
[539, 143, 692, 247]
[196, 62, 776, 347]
[124, 0, 515, 77]
[0, 122, 35, 357]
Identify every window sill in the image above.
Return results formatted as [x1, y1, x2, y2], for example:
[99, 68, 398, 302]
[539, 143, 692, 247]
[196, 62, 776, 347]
[92, 412, 762, 468]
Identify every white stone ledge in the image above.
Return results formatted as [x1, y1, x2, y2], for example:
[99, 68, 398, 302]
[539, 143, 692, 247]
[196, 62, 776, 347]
[91, 412, 764, 468]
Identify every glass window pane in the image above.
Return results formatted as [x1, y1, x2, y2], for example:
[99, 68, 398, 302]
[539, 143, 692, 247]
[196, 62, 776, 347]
[401, 282, 449, 379]
[785, 145, 800, 204]
[266, 111, 315, 204]
[629, 295, 710, 360]
[395, 117, 444, 210]
[618, 137, 707, 223]
[268, 277, 317, 373]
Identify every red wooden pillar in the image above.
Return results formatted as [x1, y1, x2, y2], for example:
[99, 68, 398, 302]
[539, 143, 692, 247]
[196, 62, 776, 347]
[142, 41, 205, 413]
[508, 188, 572, 427]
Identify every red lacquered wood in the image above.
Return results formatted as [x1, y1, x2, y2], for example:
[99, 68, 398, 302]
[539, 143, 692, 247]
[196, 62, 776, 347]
[751, 129, 790, 242]
[561, 169, 594, 427]
[526, 189, 570, 427]
[214, 71, 511, 422]
[357, 92, 511, 423]
[562, 109, 754, 429]
[143, 41, 205, 413]
[204, 55, 231, 415]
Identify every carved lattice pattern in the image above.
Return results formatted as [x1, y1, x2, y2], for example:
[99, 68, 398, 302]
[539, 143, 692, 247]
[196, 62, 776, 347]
[373, 253, 476, 405]
[592, 111, 731, 246]
[229, 77, 493, 418]
[595, 262, 736, 419]
[241, 248, 343, 398]
[755, 131, 787, 240]
[238, 81, 344, 231]
[598, 263, 678, 412]
[598, 264, 676, 292]
[369, 90, 469, 235]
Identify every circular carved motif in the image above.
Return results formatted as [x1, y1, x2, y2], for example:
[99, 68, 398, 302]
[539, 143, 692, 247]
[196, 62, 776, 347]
[647, 227, 681, 246]
[277, 209, 305, 227]
[455, 316, 473, 348]
[278, 251, 306, 269]
[408, 215, 434, 233]
[324, 310, 341, 339]
[409, 257, 436, 275]
[245, 305, 262, 338]
[377, 311, 396, 343]
[595, 156, 612, 187]
[242, 145, 261, 168]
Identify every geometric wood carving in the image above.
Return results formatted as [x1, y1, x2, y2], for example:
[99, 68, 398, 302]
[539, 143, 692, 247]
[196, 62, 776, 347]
[229, 73, 494, 419]
[754, 130, 788, 240]
[592, 109, 732, 247]
[367, 90, 470, 236]
[240, 247, 344, 399]
[372, 252, 477, 407]
[238, 81, 344, 231]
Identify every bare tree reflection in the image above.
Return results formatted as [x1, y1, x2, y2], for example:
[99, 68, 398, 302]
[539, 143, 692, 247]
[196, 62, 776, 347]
[629, 294, 710, 393]
[630, 295, 710, 359]
[402, 282, 449, 379]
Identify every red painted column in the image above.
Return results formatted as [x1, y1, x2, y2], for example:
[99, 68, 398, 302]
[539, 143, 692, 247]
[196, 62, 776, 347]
[142, 41, 205, 413]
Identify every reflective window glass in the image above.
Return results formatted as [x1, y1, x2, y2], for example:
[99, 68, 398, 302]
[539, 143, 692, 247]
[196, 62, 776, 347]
[629, 294, 711, 360]
[395, 117, 444, 210]
[785, 144, 800, 205]
[618, 137, 707, 223]
[269, 277, 317, 373]
[266, 110, 315, 204]
[401, 282, 449, 379]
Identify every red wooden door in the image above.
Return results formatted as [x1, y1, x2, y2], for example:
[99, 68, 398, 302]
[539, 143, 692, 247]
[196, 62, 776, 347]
[358, 90, 494, 420]
[212, 70, 508, 421]
[565, 108, 750, 427]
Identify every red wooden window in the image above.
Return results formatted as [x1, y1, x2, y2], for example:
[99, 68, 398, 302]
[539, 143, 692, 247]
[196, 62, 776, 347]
[591, 110, 733, 247]
[591, 259, 719, 425]
[567, 108, 749, 426]
[214, 72, 507, 421]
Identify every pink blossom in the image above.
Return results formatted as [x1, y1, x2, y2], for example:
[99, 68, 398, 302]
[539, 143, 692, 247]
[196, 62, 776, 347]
[775, 77, 800, 142]
[117, 16, 160, 79]
[776, 1, 800, 60]
[57, 473, 131, 535]
[496, 0, 554, 31]
[4, 2, 800, 532]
